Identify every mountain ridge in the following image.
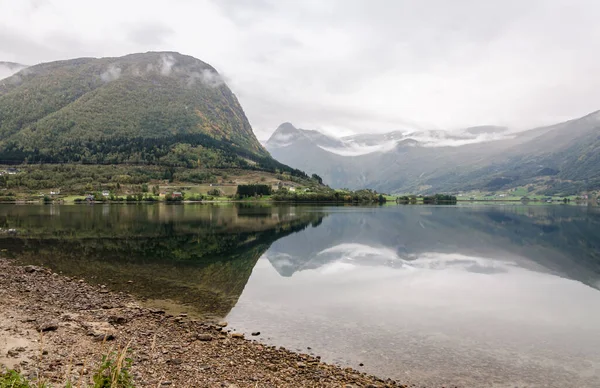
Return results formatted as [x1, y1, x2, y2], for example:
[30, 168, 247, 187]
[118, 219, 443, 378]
[266, 112, 600, 195]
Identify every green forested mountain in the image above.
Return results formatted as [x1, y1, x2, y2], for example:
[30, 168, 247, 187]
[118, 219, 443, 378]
[0, 52, 304, 177]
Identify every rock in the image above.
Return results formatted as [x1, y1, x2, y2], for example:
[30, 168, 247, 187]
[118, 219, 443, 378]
[24, 265, 42, 273]
[231, 333, 244, 339]
[216, 321, 228, 327]
[359, 363, 364, 367]
[297, 362, 306, 368]
[108, 315, 127, 325]
[150, 309, 165, 315]
[197, 333, 213, 342]
[7, 349, 20, 357]
[251, 331, 260, 336]
[38, 321, 59, 332]
[160, 381, 172, 386]
[167, 358, 182, 365]
[92, 333, 115, 342]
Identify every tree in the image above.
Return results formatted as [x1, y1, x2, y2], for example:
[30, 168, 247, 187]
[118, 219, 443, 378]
[311, 174, 323, 184]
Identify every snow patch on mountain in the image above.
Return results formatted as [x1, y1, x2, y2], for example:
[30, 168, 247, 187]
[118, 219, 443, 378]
[317, 130, 513, 156]
[267, 122, 515, 157]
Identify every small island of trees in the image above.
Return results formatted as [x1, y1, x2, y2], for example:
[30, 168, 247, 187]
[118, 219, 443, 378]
[396, 194, 457, 205]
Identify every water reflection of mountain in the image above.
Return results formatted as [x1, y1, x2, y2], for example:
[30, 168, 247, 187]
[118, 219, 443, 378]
[266, 206, 600, 289]
[0, 204, 325, 319]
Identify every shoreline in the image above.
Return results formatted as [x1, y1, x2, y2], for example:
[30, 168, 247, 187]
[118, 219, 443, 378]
[0, 259, 414, 388]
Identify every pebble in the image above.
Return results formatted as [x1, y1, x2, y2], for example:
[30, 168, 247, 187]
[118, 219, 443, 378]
[197, 333, 213, 342]
[37, 320, 59, 332]
[251, 331, 260, 336]
[91, 333, 115, 342]
[24, 265, 42, 273]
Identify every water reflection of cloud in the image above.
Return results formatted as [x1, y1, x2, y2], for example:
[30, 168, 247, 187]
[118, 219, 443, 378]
[313, 244, 514, 275]
[317, 243, 408, 269]
[409, 253, 515, 275]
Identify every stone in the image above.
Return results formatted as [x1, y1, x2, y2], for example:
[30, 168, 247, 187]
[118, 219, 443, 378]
[108, 315, 127, 325]
[160, 381, 172, 386]
[216, 321, 228, 327]
[7, 349, 20, 357]
[167, 358, 182, 365]
[92, 333, 115, 342]
[251, 331, 260, 336]
[297, 362, 306, 368]
[197, 333, 213, 342]
[38, 321, 59, 332]
[231, 333, 244, 339]
[24, 265, 42, 273]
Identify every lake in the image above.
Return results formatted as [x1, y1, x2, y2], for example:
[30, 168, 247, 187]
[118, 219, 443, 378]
[1, 203, 599, 387]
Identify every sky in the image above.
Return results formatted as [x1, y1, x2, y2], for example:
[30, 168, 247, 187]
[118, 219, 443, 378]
[1, 0, 599, 139]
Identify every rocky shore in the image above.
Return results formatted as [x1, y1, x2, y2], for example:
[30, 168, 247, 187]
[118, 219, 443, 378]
[0, 259, 418, 387]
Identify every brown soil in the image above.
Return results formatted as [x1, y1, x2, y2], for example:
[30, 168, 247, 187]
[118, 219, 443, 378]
[0, 259, 417, 387]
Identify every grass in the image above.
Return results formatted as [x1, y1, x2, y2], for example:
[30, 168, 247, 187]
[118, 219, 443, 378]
[0, 369, 40, 388]
[0, 344, 134, 388]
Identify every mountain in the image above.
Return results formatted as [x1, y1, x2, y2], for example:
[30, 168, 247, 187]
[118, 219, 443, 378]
[0, 61, 27, 80]
[0, 52, 301, 174]
[266, 113, 600, 195]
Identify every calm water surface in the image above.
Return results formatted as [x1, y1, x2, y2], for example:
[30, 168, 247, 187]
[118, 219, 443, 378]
[1, 204, 599, 387]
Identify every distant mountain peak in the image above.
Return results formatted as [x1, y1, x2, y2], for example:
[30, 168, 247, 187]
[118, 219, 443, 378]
[274, 122, 299, 133]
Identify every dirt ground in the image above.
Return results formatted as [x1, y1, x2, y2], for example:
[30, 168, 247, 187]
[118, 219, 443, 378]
[0, 259, 417, 388]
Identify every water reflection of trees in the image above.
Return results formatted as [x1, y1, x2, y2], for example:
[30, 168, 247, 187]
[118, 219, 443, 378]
[0, 204, 326, 319]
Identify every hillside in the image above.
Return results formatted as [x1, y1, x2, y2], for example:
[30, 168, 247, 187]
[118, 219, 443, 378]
[266, 112, 600, 195]
[0, 52, 308, 178]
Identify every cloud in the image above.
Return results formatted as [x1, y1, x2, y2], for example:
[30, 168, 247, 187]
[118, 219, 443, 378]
[100, 64, 122, 82]
[159, 53, 175, 76]
[1, 0, 600, 140]
[186, 68, 225, 88]
[0, 62, 26, 80]
[127, 22, 174, 46]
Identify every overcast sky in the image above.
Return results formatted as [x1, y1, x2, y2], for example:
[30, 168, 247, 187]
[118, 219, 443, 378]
[1, 0, 599, 139]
